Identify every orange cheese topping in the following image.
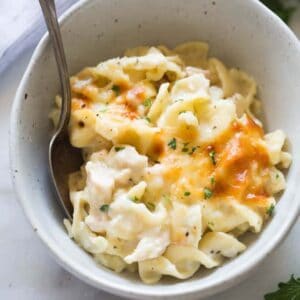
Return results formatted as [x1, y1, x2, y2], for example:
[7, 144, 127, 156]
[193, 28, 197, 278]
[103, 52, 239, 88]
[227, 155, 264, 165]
[156, 114, 271, 206]
[212, 115, 270, 205]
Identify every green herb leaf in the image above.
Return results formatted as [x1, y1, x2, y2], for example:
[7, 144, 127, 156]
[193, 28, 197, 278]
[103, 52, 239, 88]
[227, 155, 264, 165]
[210, 176, 215, 185]
[100, 204, 109, 212]
[264, 275, 300, 300]
[112, 85, 121, 96]
[115, 146, 125, 152]
[162, 195, 172, 208]
[184, 191, 191, 196]
[182, 147, 189, 153]
[143, 98, 152, 108]
[145, 202, 155, 211]
[99, 108, 108, 113]
[207, 221, 214, 229]
[189, 146, 197, 155]
[130, 196, 140, 203]
[168, 138, 177, 150]
[204, 187, 213, 199]
[144, 116, 151, 123]
[209, 150, 216, 165]
[266, 203, 275, 217]
[261, 0, 296, 24]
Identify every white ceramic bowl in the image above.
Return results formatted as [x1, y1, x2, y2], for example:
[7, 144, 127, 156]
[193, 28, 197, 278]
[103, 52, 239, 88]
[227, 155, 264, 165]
[10, 0, 300, 299]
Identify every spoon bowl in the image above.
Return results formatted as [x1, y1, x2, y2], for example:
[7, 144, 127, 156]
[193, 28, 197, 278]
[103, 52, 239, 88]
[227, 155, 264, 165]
[48, 131, 82, 220]
[39, 0, 82, 219]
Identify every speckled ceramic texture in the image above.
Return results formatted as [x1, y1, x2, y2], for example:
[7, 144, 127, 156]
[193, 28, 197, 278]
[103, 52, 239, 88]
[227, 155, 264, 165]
[10, 0, 300, 299]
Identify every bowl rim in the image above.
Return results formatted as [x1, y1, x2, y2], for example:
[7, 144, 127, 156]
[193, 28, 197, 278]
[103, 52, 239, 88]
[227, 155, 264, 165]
[10, 0, 300, 298]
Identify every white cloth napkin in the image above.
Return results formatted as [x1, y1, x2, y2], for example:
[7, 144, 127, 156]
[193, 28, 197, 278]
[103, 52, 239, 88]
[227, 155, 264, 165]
[0, 0, 78, 74]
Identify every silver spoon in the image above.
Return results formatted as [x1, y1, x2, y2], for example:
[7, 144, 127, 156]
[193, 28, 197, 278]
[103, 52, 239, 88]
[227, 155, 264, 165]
[39, 0, 82, 220]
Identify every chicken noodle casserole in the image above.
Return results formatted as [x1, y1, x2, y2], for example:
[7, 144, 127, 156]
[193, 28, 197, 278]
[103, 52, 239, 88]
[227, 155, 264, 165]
[50, 42, 291, 284]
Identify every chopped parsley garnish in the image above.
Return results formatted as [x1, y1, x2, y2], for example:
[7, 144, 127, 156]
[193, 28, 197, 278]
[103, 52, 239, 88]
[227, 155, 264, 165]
[266, 203, 275, 216]
[115, 146, 125, 152]
[130, 196, 140, 203]
[144, 116, 151, 123]
[162, 195, 172, 208]
[189, 146, 197, 155]
[184, 191, 191, 196]
[264, 275, 300, 300]
[145, 202, 155, 211]
[112, 84, 120, 96]
[207, 221, 214, 230]
[168, 138, 177, 150]
[210, 176, 215, 185]
[209, 150, 216, 165]
[276, 173, 280, 179]
[143, 98, 152, 108]
[182, 146, 189, 153]
[99, 108, 108, 113]
[204, 187, 213, 199]
[100, 204, 109, 212]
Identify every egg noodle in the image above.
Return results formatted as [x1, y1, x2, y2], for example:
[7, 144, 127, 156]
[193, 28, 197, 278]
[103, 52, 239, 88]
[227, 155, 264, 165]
[50, 42, 291, 284]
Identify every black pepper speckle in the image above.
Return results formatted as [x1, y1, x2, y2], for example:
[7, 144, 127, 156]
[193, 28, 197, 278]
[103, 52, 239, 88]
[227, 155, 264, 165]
[78, 121, 85, 128]
[24, 93, 28, 100]
[97, 32, 104, 39]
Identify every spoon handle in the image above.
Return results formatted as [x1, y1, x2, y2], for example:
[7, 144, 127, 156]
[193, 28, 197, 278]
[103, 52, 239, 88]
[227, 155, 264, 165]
[39, 0, 71, 133]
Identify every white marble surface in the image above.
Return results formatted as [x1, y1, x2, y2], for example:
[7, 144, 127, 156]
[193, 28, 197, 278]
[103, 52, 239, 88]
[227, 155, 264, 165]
[0, 0, 77, 73]
[1, 15, 300, 300]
